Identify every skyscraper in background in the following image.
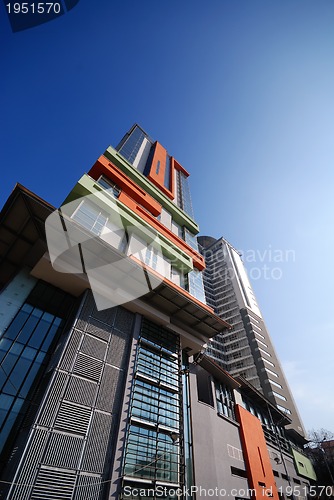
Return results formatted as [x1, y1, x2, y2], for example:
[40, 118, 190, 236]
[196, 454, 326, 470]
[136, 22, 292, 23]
[198, 236, 306, 438]
[0, 125, 315, 499]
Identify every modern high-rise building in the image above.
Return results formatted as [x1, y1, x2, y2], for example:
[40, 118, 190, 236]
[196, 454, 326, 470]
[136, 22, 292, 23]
[0, 125, 316, 499]
[198, 236, 306, 439]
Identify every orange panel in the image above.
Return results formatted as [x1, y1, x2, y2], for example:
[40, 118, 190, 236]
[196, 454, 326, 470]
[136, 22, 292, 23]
[236, 405, 279, 500]
[88, 156, 161, 217]
[147, 142, 174, 199]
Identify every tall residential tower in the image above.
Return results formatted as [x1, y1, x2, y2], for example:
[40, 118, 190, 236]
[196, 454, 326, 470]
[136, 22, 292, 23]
[198, 235, 306, 439]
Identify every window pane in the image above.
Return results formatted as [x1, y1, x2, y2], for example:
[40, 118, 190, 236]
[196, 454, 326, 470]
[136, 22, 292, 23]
[28, 316, 52, 349]
[0, 394, 14, 427]
[20, 351, 45, 398]
[16, 309, 42, 344]
[4, 306, 32, 340]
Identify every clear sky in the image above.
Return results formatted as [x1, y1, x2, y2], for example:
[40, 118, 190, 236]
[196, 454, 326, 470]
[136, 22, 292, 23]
[1, 0, 334, 433]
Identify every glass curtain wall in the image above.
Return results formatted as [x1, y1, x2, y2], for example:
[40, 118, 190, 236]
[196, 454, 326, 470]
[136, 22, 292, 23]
[121, 319, 182, 499]
[0, 281, 74, 457]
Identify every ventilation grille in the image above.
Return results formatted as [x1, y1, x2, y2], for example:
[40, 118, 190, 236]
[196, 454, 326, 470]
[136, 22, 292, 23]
[75, 293, 94, 332]
[74, 474, 103, 500]
[81, 334, 107, 360]
[65, 375, 97, 407]
[113, 307, 134, 335]
[60, 331, 82, 371]
[81, 411, 112, 473]
[91, 303, 117, 326]
[96, 365, 121, 413]
[38, 372, 68, 427]
[54, 401, 91, 435]
[8, 429, 49, 500]
[31, 467, 76, 500]
[85, 317, 111, 342]
[43, 432, 84, 469]
[73, 353, 103, 381]
[107, 330, 129, 368]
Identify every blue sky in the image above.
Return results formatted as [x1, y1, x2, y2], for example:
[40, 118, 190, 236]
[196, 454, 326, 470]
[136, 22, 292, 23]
[1, 0, 334, 433]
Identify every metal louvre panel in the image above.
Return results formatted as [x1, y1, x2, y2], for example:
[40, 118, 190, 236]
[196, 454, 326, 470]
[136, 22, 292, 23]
[90, 302, 117, 326]
[74, 474, 103, 500]
[30, 466, 76, 500]
[54, 401, 91, 434]
[38, 371, 68, 427]
[8, 429, 49, 500]
[73, 353, 103, 381]
[80, 334, 107, 360]
[84, 317, 112, 342]
[81, 411, 113, 473]
[65, 375, 97, 407]
[96, 365, 121, 413]
[75, 293, 94, 332]
[43, 432, 84, 469]
[60, 330, 83, 371]
[106, 329, 129, 368]
[113, 307, 134, 335]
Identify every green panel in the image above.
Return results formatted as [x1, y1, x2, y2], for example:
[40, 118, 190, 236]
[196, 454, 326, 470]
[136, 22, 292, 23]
[104, 146, 200, 235]
[292, 449, 317, 481]
[63, 174, 193, 273]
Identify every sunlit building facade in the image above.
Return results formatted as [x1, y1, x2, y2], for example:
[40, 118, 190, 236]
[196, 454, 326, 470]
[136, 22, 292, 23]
[0, 125, 315, 499]
[198, 235, 306, 440]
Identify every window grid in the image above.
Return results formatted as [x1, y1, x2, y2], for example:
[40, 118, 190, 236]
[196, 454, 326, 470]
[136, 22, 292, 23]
[122, 319, 181, 488]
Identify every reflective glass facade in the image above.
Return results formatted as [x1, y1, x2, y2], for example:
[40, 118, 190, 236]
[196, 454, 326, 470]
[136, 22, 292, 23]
[164, 154, 171, 191]
[187, 269, 206, 304]
[118, 126, 148, 165]
[0, 282, 73, 456]
[122, 319, 181, 495]
[175, 170, 194, 219]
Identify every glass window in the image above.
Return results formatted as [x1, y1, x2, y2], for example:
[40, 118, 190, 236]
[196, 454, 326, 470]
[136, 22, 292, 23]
[164, 154, 171, 191]
[118, 126, 146, 165]
[124, 425, 179, 483]
[16, 309, 43, 344]
[0, 293, 65, 455]
[187, 269, 206, 304]
[4, 304, 32, 340]
[175, 170, 194, 219]
[96, 176, 121, 197]
[0, 397, 24, 453]
[123, 319, 180, 484]
[215, 380, 235, 420]
[28, 313, 53, 349]
[0, 394, 14, 428]
[2, 346, 37, 396]
[72, 200, 108, 236]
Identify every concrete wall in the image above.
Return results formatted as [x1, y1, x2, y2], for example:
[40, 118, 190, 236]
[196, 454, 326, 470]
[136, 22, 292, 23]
[189, 366, 250, 497]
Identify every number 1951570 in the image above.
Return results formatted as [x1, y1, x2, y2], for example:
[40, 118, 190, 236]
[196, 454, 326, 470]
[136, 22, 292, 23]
[6, 3, 61, 14]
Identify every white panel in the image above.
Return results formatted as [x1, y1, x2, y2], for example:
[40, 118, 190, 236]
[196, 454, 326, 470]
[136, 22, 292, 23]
[100, 220, 125, 250]
[155, 252, 171, 278]
[160, 207, 172, 230]
[228, 246, 262, 318]
[171, 220, 182, 238]
[133, 137, 151, 173]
